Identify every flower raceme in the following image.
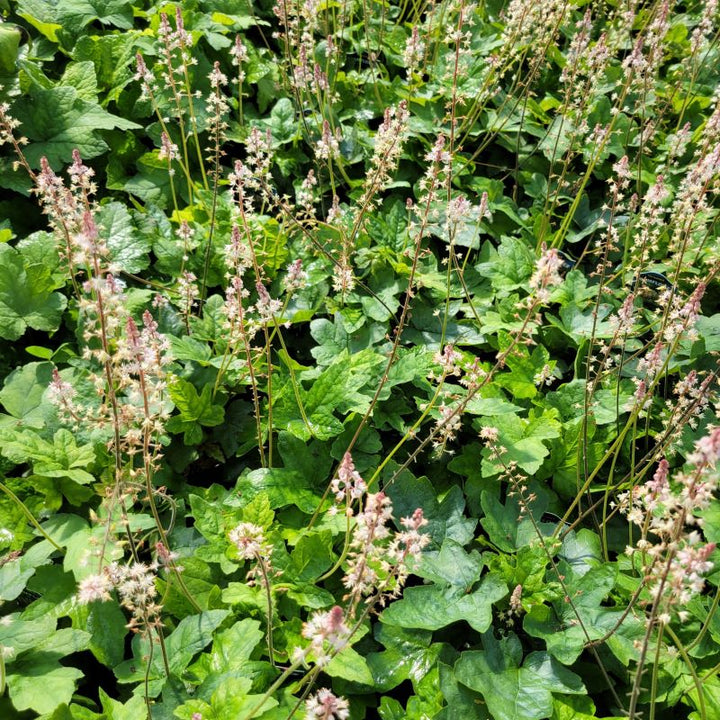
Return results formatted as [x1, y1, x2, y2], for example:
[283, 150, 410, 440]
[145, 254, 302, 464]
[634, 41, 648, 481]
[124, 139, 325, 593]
[229, 522, 268, 560]
[300, 605, 351, 667]
[330, 452, 367, 506]
[76, 561, 163, 636]
[618, 426, 720, 621]
[228, 458, 429, 673]
[305, 688, 350, 719]
[341, 486, 430, 614]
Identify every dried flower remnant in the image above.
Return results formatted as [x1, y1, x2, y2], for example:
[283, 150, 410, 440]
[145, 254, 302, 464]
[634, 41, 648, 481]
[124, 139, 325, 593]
[533, 363, 555, 387]
[0, 98, 26, 153]
[356, 101, 410, 217]
[342, 492, 393, 600]
[206, 61, 230, 169]
[662, 282, 705, 343]
[230, 34, 248, 71]
[296, 171, 318, 220]
[500, 583, 524, 626]
[158, 131, 179, 166]
[48, 368, 80, 424]
[431, 402, 463, 454]
[84, 561, 164, 636]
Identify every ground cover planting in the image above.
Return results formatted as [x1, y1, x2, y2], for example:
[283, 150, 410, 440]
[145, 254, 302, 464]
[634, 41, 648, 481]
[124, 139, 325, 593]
[0, 0, 719, 717]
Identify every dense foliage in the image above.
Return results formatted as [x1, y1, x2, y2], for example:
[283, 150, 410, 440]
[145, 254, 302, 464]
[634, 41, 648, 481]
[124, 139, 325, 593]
[0, 0, 719, 718]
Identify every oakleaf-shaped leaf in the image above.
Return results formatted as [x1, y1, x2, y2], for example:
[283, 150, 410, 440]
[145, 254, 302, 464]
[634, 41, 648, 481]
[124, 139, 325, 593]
[523, 564, 642, 666]
[455, 634, 584, 720]
[367, 625, 443, 693]
[381, 572, 506, 633]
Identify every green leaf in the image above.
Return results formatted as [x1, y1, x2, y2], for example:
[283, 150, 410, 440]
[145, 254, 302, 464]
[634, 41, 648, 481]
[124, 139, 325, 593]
[436, 660, 490, 719]
[475, 237, 535, 296]
[0, 361, 54, 429]
[416, 538, 484, 588]
[367, 624, 444, 692]
[16, 0, 133, 47]
[523, 564, 642, 666]
[0, 244, 67, 341]
[381, 572, 507, 633]
[287, 531, 334, 582]
[266, 98, 297, 144]
[0, 540, 54, 601]
[304, 349, 384, 415]
[696, 314, 720, 352]
[0, 428, 96, 485]
[167, 379, 225, 444]
[170, 336, 214, 365]
[70, 599, 127, 667]
[309, 314, 387, 366]
[231, 468, 321, 513]
[207, 618, 264, 672]
[73, 32, 135, 103]
[480, 491, 546, 552]
[61, 61, 98, 101]
[165, 610, 231, 676]
[115, 611, 230, 696]
[477, 409, 561, 477]
[186, 618, 265, 692]
[0, 23, 21, 73]
[455, 634, 585, 720]
[56, 0, 134, 31]
[366, 199, 410, 252]
[7, 654, 84, 714]
[325, 644, 375, 685]
[551, 694, 624, 720]
[14, 0, 61, 42]
[98, 689, 148, 720]
[547, 303, 613, 344]
[386, 474, 477, 546]
[7, 636, 88, 713]
[240, 492, 275, 529]
[173, 676, 278, 719]
[379, 697, 406, 720]
[0, 612, 56, 657]
[96, 202, 151, 274]
[494, 344, 552, 400]
[23, 564, 76, 618]
[12, 85, 140, 167]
